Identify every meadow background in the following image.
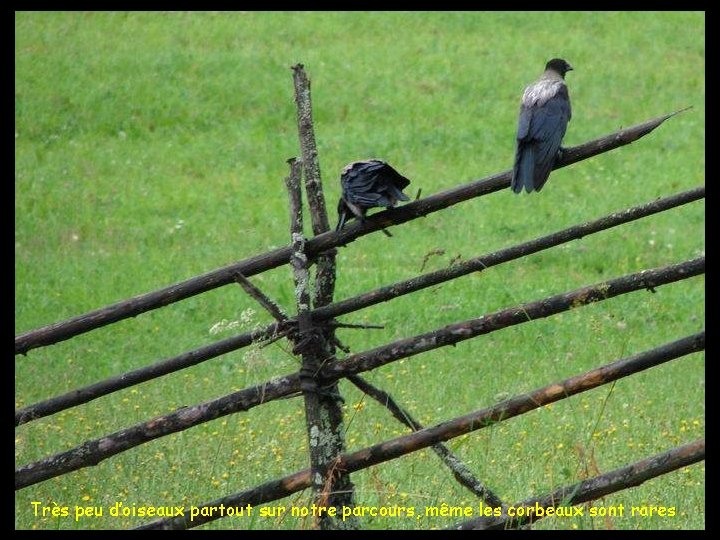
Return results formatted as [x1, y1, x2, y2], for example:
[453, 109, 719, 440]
[15, 11, 704, 530]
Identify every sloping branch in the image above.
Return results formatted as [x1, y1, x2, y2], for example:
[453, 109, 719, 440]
[233, 271, 288, 322]
[16, 188, 703, 426]
[15, 109, 690, 355]
[134, 333, 704, 529]
[15, 259, 704, 490]
[347, 374, 503, 507]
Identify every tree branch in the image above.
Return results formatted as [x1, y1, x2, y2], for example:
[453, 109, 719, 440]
[232, 271, 288, 323]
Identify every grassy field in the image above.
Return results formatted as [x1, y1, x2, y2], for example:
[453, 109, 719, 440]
[15, 11, 704, 530]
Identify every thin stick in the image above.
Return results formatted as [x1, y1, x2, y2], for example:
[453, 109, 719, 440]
[232, 271, 288, 323]
[258, 328, 293, 349]
[326, 322, 385, 330]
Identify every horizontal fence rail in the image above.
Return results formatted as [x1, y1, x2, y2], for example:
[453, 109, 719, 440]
[319, 257, 703, 381]
[15, 259, 704, 490]
[15, 110, 686, 355]
[133, 332, 704, 529]
[450, 439, 705, 530]
[15, 187, 705, 426]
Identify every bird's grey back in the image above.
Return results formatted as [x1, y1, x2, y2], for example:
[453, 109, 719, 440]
[522, 77, 567, 109]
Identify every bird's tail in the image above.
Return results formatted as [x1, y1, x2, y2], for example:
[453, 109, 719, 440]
[511, 144, 535, 193]
[387, 184, 410, 204]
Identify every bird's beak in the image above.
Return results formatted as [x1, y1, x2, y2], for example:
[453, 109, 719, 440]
[567, 65, 574, 71]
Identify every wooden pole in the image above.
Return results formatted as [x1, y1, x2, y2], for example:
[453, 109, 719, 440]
[450, 439, 705, 530]
[291, 64, 356, 529]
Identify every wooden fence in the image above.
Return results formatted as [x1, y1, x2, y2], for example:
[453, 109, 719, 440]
[15, 65, 704, 530]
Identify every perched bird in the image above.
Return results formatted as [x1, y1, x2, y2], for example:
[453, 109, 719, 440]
[511, 58, 573, 194]
[336, 159, 411, 231]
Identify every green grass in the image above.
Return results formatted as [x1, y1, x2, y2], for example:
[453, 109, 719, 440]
[15, 11, 704, 530]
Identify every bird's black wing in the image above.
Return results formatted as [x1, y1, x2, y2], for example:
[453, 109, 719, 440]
[342, 161, 387, 194]
[375, 162, 411, 192]
[342, 161, 410, 206]
[372, 163, 411, 206]
[512, 103, 535, 193]
[525, 85, 571, 191]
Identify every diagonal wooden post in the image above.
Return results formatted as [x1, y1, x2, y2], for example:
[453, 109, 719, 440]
[347, 374, 504, 507]
[291, 63, 357, 529]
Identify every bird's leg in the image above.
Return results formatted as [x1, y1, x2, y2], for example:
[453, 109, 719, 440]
[336, 209, 348, 232]
[556, 146, 568, 162]
[348, 200, 392, 236]
[377, 205, 395, 238]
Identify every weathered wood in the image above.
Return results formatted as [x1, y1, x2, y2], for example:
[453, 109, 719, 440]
[286, 157, 328, 515]
[15, 110, 690, 355]
[450, 439, 705, 530]
[15, 372, 302, 490]
[292, 64, 356, 529]
[319, 257, 704, 382]
[348, 374, 504, 507]
[327, 321, 385, 330]
[292, 63, 331, 237]
[14, 259, 705, 490]
[312, 186, 705, 324]
[14, 327, 275, 426]
[285, 157, 312, 340]
[15, 188, 703, 426]
[134, 333, 704, 529]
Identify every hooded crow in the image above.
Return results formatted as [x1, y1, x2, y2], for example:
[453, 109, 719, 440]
[336, 159, 411, 231]
[511, 58, 573, 193]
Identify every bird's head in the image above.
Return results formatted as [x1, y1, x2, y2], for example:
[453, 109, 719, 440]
[545, 58, 573, 78]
